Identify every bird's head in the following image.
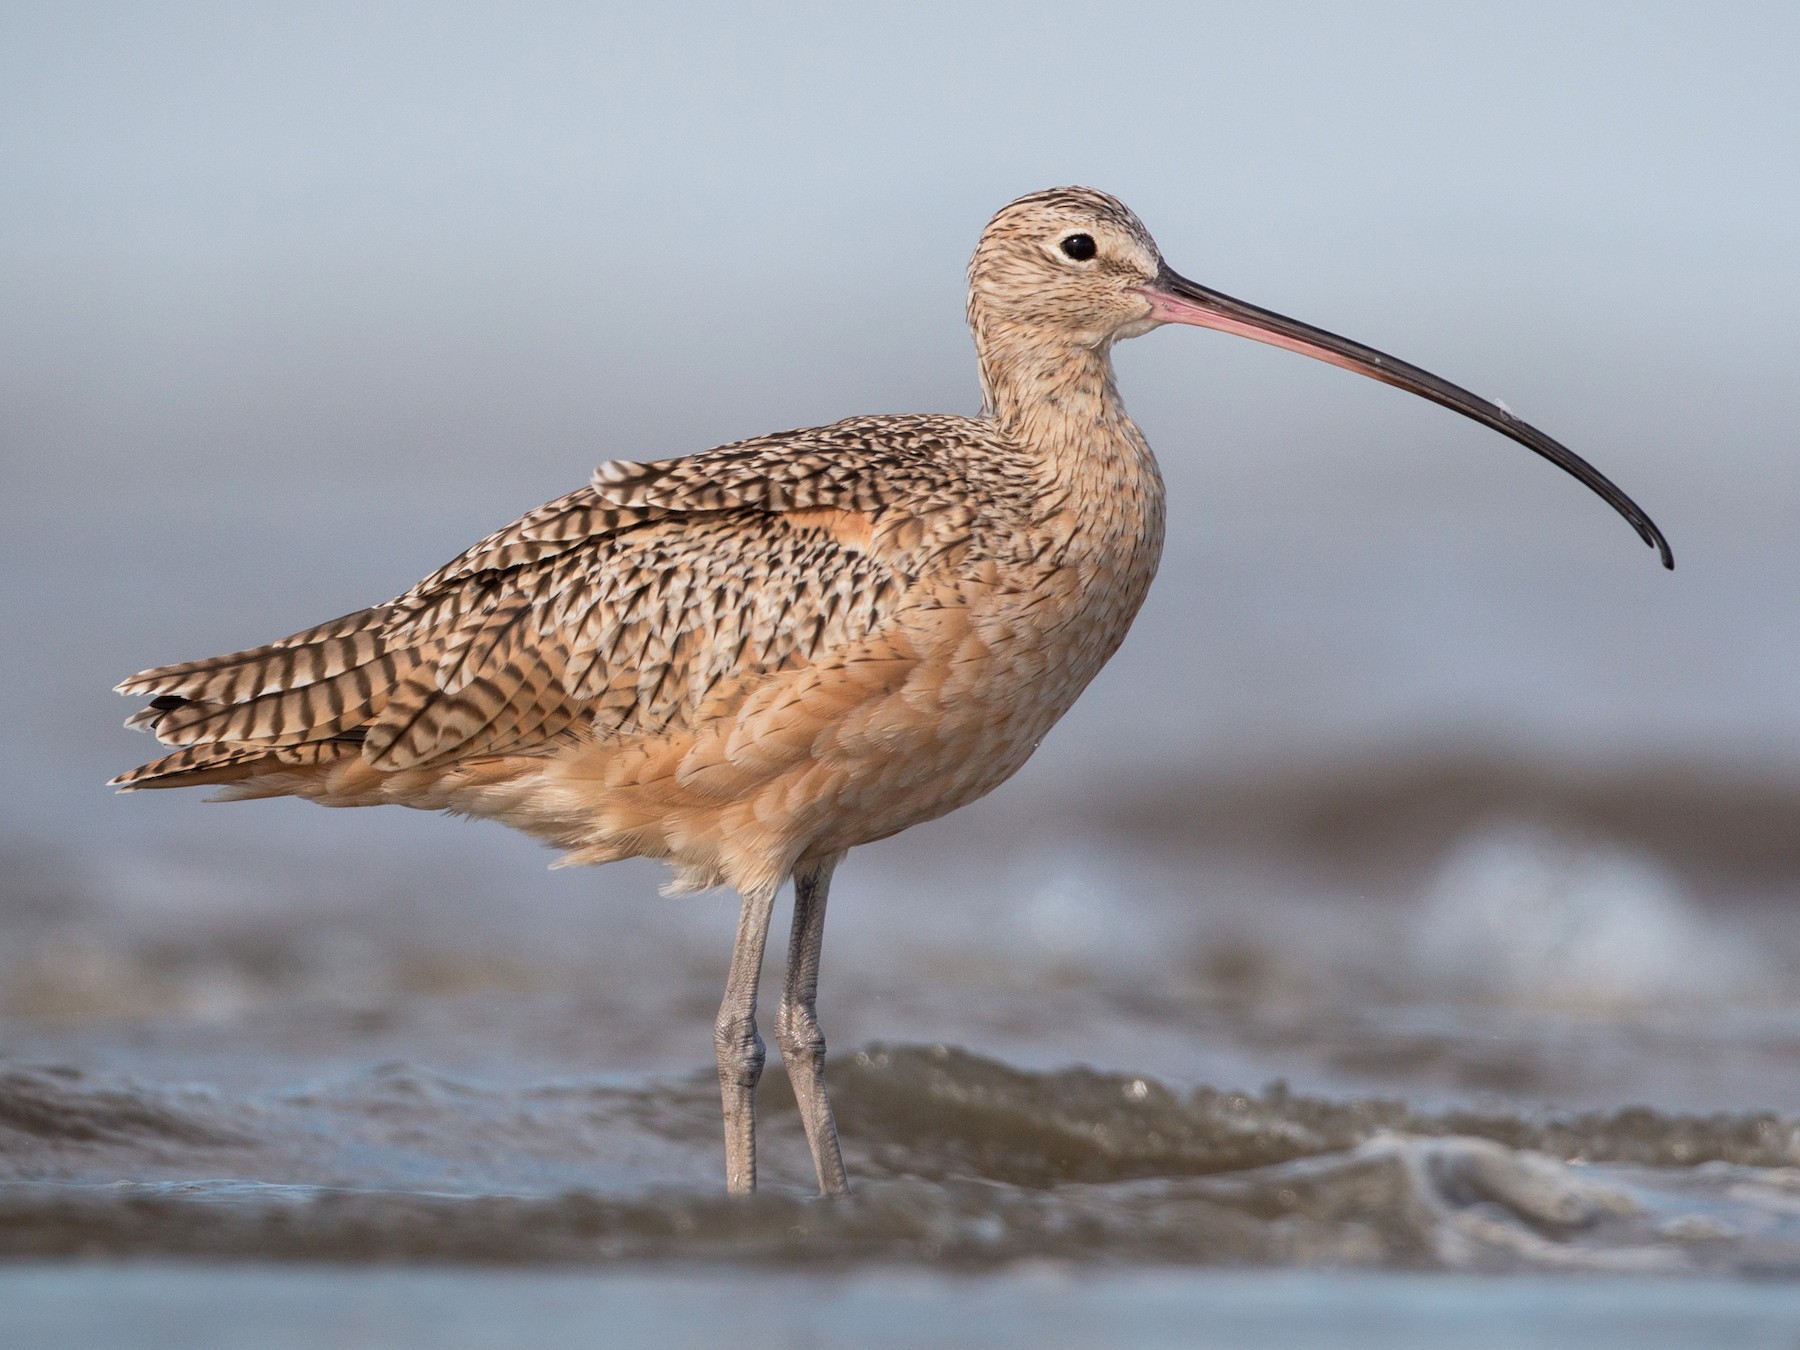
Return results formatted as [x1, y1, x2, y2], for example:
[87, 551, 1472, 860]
[968, 186, 1671, 569]
[967, 187, 1167, 350]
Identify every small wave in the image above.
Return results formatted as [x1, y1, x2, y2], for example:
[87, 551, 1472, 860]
[0, 1064, 247, 1148]
[835, 1046, 1800, 1181]
[1412, 823, 1770, 1008]
[7, 1045, 1800, 1272]
[0, 1140, 1792, 1273]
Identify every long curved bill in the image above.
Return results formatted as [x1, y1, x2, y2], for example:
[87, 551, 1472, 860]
[1142, 265, 1672, 569]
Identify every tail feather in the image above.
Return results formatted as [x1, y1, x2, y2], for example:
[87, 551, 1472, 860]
[110, 739, 355, 791]
[148, 651, 415, 748]
[110, 742, 273, 790]
[115, 607, 391, 702]
[112, 608, 405, 792]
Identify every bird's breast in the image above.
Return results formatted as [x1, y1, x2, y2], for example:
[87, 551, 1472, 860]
[906, 423, 1169, 767]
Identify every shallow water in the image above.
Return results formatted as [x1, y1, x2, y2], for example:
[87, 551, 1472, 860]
[8, 758, 1800, 1285]
[10, 1266, 1800, 1350]
[9, 1044, 1800, 1274]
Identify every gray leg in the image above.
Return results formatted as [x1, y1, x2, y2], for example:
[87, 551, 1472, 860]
[715, 881, 777, 1195]
[776, 853, 850, 1197]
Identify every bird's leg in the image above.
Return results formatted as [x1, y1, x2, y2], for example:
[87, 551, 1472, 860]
[776, 854, 849, 1197]
[715, 880, 777, 1195]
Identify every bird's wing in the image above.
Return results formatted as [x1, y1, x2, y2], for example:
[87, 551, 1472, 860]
[116, 426, 969, 777]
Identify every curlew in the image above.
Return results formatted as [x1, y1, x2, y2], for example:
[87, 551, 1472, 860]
[114, 188, 1670, 1197]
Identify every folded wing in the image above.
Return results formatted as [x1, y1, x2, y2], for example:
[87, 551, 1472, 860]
[114, 436, 929, 791]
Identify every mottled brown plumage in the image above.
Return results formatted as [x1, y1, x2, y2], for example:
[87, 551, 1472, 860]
[115, 187, 1667, 1197]
[115, 396, 1156, 891]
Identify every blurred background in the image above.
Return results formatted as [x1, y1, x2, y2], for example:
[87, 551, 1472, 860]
[4, 1, 1800, 1140]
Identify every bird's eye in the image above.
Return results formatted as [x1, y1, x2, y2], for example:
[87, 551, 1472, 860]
[1059, 233, 1097, 262]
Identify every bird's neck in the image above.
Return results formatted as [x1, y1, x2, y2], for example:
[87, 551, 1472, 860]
[977, 332, 1125, 443]
[977, 332, 1166, 586]
[979, 334, 1159, 501]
